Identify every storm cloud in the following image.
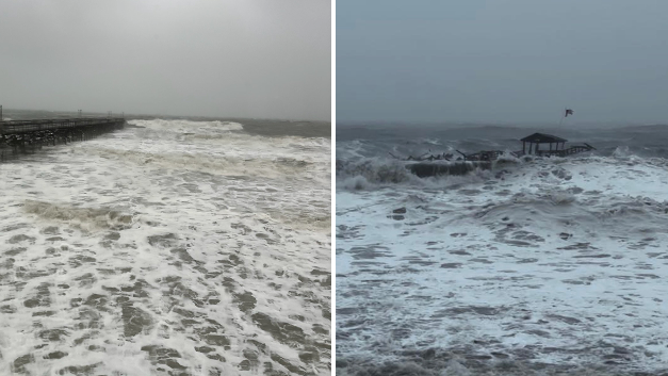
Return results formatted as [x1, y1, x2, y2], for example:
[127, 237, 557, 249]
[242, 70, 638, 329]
[338, 0, 668, 124]
[0, 0, 330, 121]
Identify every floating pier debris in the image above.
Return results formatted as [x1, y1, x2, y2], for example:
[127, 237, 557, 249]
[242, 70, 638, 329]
[393, 132, 597, 177]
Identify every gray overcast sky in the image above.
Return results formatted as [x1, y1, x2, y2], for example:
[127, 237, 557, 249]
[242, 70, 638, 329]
[0, 1, 330, 121]
[338, 0, 668, 124]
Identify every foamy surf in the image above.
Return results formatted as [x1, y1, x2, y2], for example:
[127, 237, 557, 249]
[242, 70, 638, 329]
[336, 124, 668, 376]
[0, 118, 331, 375]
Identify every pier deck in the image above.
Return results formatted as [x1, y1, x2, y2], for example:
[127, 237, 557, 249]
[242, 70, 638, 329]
[0, 116, 126, 154]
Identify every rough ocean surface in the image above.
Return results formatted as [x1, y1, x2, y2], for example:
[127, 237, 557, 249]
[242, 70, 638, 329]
[336, 123, 668, 376]
[0, 112, 331, 376]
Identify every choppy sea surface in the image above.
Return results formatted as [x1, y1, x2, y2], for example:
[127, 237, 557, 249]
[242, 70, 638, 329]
[0, 112, 331, 375]
[336, 123, 668, 376]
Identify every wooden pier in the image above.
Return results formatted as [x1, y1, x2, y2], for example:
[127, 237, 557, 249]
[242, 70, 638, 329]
[0, 116, 126, 154]
[520, 133, 595, 157]
[391, 131, 598, 178]
[533, 144, 596, 157]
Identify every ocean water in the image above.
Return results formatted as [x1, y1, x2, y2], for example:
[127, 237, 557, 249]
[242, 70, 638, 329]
[336, 123, 668, 376]
[0, 114, 331, 375]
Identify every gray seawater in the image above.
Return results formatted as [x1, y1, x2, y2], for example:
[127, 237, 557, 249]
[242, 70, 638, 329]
[0, 111, 331, 375]
[337, 123, 668, 376]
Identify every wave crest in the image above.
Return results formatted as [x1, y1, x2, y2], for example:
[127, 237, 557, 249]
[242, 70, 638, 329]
[337, 158, 416, 189]
[127, 119, 244, 132]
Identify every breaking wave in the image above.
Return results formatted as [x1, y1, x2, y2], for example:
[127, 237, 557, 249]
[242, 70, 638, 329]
[79, 146, 316, 179]
[337, 158, 416, 188]
[336, 156, 518, 190]
[128, 119, 244, 132]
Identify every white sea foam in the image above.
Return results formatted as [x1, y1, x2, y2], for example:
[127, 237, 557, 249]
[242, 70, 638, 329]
[0, 119, 331, 375]
[337, 156, 668, 374]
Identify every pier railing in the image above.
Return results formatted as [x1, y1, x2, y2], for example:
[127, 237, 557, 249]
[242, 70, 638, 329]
[0, 117, 126, 135]
[534, 144, 596, 157]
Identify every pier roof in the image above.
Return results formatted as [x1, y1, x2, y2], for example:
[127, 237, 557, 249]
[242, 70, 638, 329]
[520, 133, 567, 143]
